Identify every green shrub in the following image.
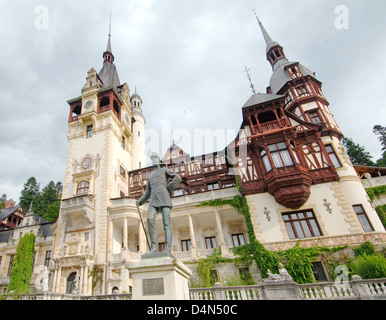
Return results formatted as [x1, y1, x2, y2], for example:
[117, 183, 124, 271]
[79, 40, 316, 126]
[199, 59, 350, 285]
[352, 241, 377, 257]
[351, 254, 386, 279]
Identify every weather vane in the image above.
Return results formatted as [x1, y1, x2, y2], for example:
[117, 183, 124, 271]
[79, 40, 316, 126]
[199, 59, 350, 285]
[244, 66, 256, 95]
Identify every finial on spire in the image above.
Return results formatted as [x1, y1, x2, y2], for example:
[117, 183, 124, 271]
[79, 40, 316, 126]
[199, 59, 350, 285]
[108, 11, 112, 38]
[244, 66, 256, 95]
[252, 9, 261, 24]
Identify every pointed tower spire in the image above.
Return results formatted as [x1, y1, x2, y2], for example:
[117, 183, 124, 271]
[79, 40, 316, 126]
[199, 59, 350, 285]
[99, 12, 121, 88]
[253, 10, 288, 69]
[103, 12, 114, 63]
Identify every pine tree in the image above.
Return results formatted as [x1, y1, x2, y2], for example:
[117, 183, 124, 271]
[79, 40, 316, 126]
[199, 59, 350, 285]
[18, 178, 62, 221]
[342, 137, 374, 166]
[373, 125, 386, 151]
[19, 177, 40, 213]
[40, 181, 62, 221]
[373, 125, 386, 166]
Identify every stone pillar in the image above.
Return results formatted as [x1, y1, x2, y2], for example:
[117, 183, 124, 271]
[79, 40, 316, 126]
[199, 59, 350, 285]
[262, 279, 302, 300]
[79, 265, 84, 294]
[108, 219, 113, 261]
[351, 275, 372, 299]
[188, 214, 196, 247]
[52, 267, 57, 292]
[138, 220, 146, 253]
[188, 214, 197, 259]
[214, 209, 225, 246]
[83, 265, 89, 294]
[128, 257, 192, 300]
[123, 217, 128, 250]
[55, 267, 62, 293]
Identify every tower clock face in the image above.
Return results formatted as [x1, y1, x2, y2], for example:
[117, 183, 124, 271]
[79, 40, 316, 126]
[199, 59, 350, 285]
[82, 157, 91, 169]
[84, 99, 93, 110]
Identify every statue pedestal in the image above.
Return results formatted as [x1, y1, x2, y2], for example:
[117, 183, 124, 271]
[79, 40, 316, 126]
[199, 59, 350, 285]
[262, 279, 302, 300]
[128, 256, 192, 300]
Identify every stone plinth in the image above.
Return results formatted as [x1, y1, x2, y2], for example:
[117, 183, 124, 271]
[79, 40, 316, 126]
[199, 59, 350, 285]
[262, 279, 302, 300]
[128, 256, 192, 300]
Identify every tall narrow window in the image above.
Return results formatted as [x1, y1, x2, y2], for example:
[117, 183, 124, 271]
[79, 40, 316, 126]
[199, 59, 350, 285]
[205, 236, 217, 249]
[45, 251, 51, 267]
[86, 125, 93, 138]
[181, 239, 191, 251]
[282, 210, 322, 239]
[232, 233, 245, 246]
[120, 166, 126, 179]
[308, 111, 322, 124]
[312, 261, 328, 282]
[7, 255, 14, 277]
[353, 205, 374, 232]
[121, 136, 125, 149]
[268, 142, 294, 168]
[261, 149, 272, 171]
[325, 144, 342, 168]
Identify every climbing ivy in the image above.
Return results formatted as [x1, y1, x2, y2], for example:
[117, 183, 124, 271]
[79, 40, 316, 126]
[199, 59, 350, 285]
[197, 178, 347, 284]
[196, 248, 233, 287]
[88, 265, 103, 295]
[8, 232, 35, 295]
[375, 205, 386, 229]
[365, 185, 386, 229]
[366, 185, 386, 202]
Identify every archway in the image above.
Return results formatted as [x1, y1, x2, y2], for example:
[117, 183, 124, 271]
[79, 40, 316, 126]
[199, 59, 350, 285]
[66, 272, 77, 294]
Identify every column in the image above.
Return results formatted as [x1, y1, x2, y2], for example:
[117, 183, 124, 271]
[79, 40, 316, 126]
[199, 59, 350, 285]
[83, 265, 89, 294]
[188, 214, 197, 248]
[55, 266, 62, 293]
[79, 265, 84, 294]
[188, 214, 197, 258]
[108, 219, 113, 261]
[138, 220, 146, 253]
[214, 209, 226, 246]
[52, 266, 57, 293]
[123, 217, 128, 250]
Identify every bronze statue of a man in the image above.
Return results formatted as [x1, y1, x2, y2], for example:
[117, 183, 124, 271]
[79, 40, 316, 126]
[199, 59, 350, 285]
[136, 152, 181, 257]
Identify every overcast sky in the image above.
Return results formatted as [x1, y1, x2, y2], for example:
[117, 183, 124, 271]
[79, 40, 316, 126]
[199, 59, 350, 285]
[1, 0, 385, 203]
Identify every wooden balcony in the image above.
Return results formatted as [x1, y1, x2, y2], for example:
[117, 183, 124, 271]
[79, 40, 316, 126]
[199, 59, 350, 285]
[264, 164, 312, 209]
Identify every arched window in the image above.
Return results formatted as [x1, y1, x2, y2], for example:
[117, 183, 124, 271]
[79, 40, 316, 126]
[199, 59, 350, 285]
[77, 181, 89, 195]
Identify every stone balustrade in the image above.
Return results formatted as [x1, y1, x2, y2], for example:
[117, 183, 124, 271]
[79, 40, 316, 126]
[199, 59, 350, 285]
[13, 276, 386, 300]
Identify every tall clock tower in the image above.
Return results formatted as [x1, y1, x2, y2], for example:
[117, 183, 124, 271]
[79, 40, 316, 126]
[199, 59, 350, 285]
[50, 33, 146, 294]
